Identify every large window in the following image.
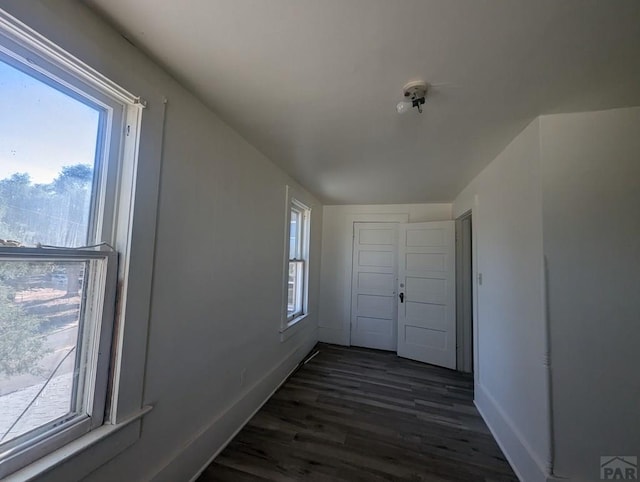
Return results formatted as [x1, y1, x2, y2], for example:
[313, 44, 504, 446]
[284, 191, 310, 326]
[0, 13, 143, 478]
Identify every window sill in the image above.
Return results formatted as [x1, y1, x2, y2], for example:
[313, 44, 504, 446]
[4, 405, 152, 482]
[280, 313, 311, 341]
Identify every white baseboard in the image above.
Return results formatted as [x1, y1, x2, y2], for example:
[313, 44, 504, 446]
[148, 336, 317, 482]
[318, 326, 347, 345]
[475, 383, 548, 482]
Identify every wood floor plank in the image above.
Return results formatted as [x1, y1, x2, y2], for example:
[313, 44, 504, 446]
[198, 463, 271, 482]
[199, 344, 517, 481]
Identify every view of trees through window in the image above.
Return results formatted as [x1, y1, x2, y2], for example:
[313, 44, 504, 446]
[0, 164, 94, 247]
[0, 55, 100, 444]
[0, 170, 96, 443]
[0, 169, 96, 443]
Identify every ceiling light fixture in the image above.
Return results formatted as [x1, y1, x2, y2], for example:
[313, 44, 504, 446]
[396, 80, 428, 114]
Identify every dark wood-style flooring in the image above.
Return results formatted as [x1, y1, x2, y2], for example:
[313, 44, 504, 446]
[198, 344, 516, 481]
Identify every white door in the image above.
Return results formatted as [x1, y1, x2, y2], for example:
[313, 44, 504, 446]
[350, 223, 397, 351]
[397, 221, 456, 368]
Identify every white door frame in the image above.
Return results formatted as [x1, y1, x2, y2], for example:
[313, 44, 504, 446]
[343, 213, 408, 346]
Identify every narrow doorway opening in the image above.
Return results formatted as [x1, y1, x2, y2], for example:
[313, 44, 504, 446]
[456, 212, 473, 374]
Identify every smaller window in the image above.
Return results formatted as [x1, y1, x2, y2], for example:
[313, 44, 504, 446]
[284, 192, 310, 325]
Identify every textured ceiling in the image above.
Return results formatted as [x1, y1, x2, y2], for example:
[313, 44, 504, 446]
[86, 0, 640, 204]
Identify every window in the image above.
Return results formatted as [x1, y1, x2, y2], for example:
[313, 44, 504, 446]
[283, 189, 310, 326]
[0, 13, 143, 478]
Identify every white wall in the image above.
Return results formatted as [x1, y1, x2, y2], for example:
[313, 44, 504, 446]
[1, 2, 321, 481]
[540, 107, 640, 481]
[454, 107, 640, 482]
[453, 119, 550, 482]
[318, 203, 451, 345]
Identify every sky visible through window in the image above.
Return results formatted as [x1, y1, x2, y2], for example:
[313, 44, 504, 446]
[0, 58, 101, 447]
[0, 58, 99, 183]
[0, 57, 101, 247]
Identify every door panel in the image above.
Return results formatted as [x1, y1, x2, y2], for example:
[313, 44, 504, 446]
[356, 293, 395, 318]
[359, 250, 393, 267]
[406, 252, 446, 271]
[357, 272, 395, 292]
[406, 276, 447, 304]
[359, 228, 395, 245]
[351, 223, 397, 351]
[405, 303, 446, 329]
[354, 316, 394, 335]
[406, 228, 445, 246]
[404, 324, 447, 348]
[397, 221, 456, 368]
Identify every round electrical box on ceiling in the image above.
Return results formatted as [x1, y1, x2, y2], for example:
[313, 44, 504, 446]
[396, 80, 429, 114]
[402, 80, 428, 102]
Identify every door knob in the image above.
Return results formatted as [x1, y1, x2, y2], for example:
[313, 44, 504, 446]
[399, 292, 404, 303]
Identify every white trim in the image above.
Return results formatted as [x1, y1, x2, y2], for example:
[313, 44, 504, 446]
[475, 383, 547, 482]
[279, 313, 312, 342]
[0, 10, 142, 107]
[281, 313, 310, 332]
[4, 406, 152, 482]
[106, 101, 144, 423]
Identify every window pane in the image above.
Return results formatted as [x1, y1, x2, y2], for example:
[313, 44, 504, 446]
[287, 260, 304, 318]
[287, 261, 297, 315]
[289, 210, 299, 259]
[0, 59, 100, 247]
[0, 260, 90, 445]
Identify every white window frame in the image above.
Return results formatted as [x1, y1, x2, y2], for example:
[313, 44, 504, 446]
[0, 249, 117, 478]
[281, 186, 311, 332]
[0, 10, 153, 480]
